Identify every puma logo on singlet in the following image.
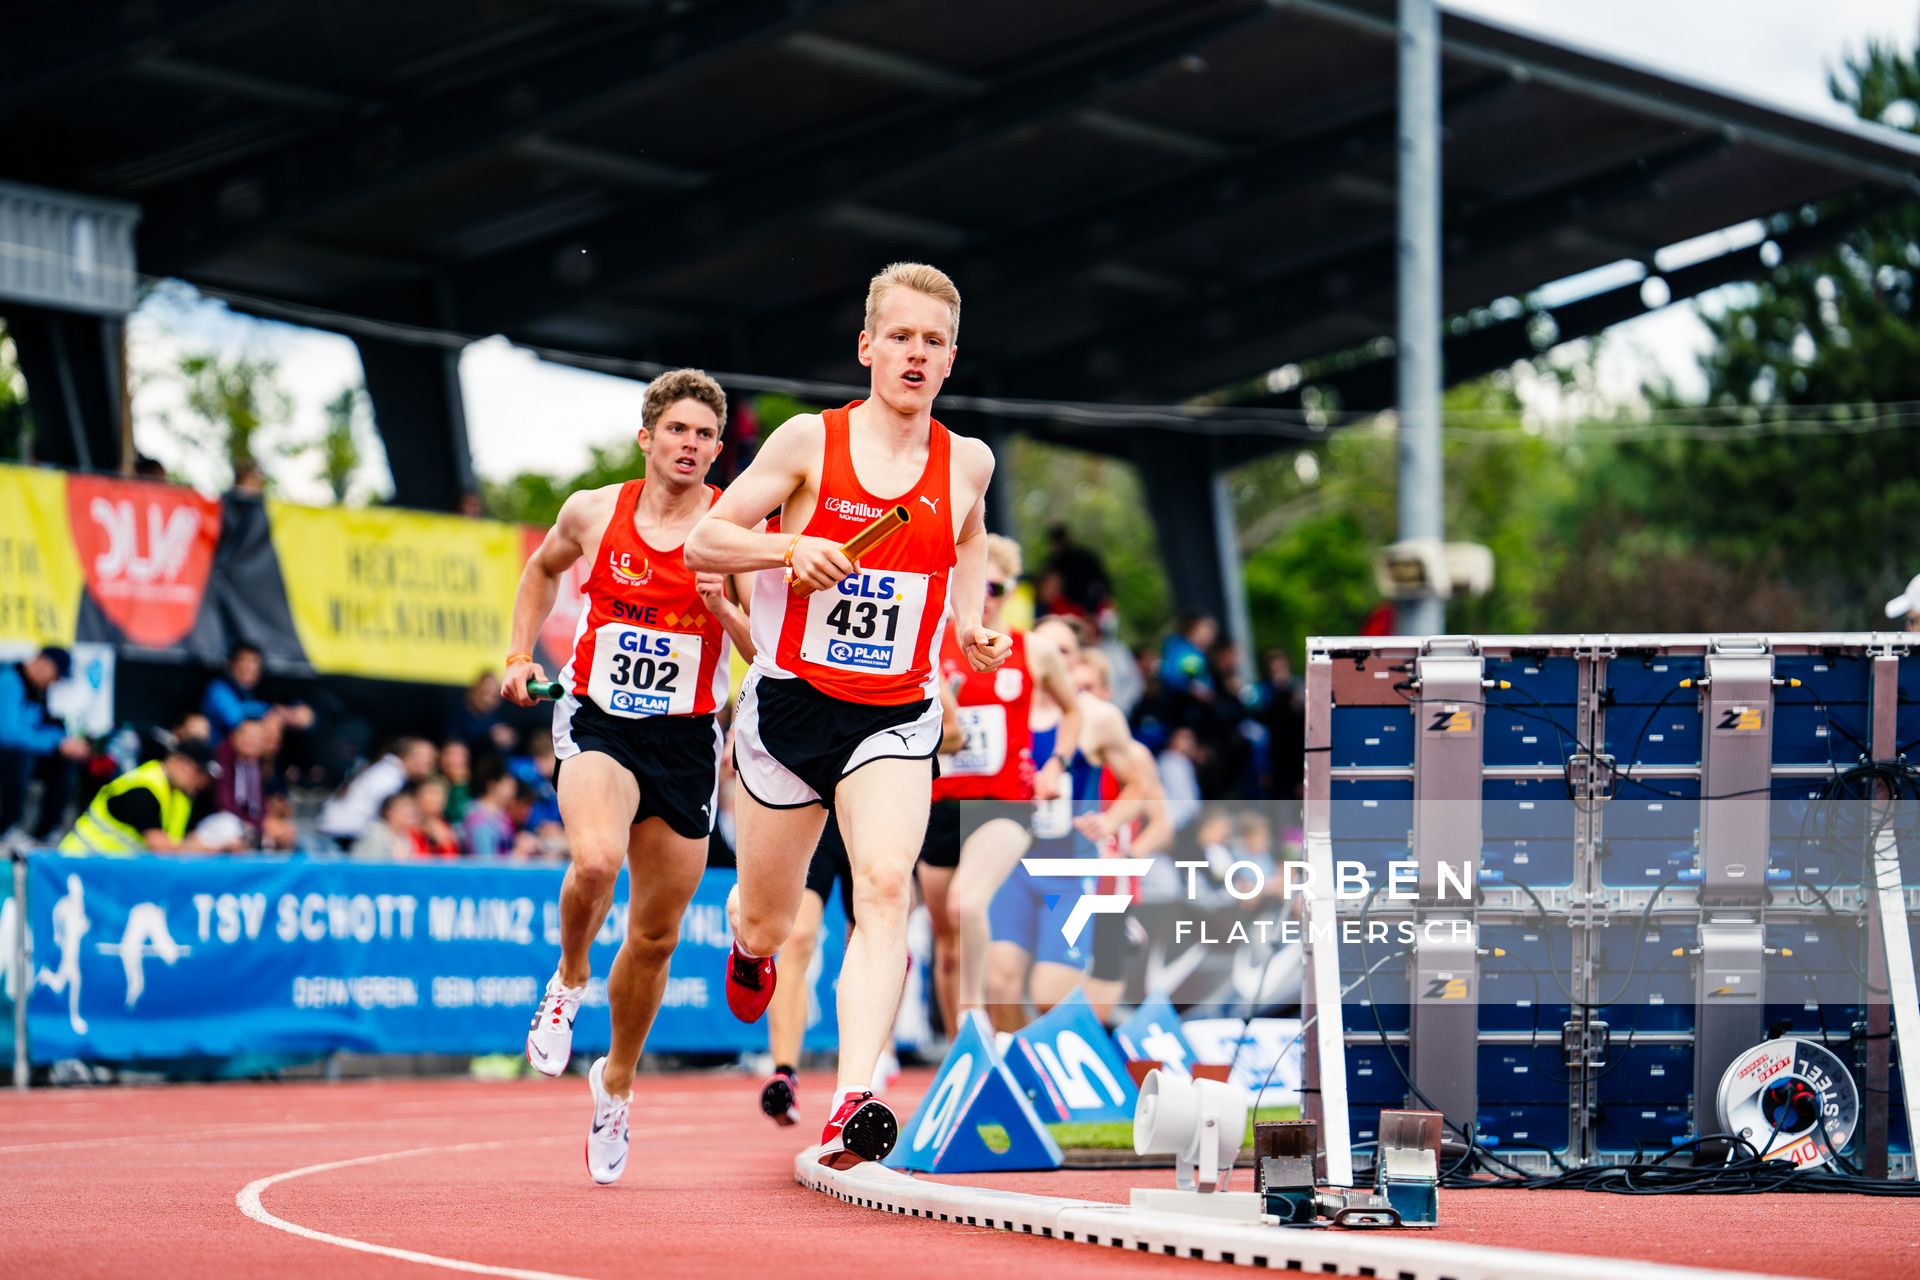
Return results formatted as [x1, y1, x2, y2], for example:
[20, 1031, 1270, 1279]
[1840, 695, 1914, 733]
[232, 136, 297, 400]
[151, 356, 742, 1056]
[918, 495, 941, 515]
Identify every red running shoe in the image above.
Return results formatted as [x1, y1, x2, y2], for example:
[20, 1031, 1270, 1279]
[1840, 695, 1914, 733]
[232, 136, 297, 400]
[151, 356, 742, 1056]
[817, 1091, 898, 1169]
[760, 1068, 799, 1127]
[725, 941, 776, 1022]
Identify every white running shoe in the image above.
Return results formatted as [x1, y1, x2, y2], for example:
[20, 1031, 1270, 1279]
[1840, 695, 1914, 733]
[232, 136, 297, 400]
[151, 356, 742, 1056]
[585, 1057, 630, 1185]
[526, 973, 587, 1077]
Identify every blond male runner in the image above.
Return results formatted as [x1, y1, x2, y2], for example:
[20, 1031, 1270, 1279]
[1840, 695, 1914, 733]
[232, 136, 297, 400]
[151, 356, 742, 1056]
[503, 369, 753, 1185]
[687, 262, 1006, 1168]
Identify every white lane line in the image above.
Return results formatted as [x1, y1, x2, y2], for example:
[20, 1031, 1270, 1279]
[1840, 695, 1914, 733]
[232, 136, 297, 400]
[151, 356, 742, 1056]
[236, 1124, 712, 1279]
[237, 1137, 592, 1280]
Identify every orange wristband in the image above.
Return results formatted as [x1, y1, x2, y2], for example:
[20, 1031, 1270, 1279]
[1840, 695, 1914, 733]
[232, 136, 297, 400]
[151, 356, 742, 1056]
[505, 652, 532, 667]
[780, 534, 803, 585]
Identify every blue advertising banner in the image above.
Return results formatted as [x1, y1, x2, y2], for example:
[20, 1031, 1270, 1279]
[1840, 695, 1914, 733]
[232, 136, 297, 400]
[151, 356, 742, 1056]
[21, 853, 842, 1065]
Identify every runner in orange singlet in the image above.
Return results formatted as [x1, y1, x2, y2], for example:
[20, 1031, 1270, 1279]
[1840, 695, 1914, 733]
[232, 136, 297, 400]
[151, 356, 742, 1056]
[503, 369, 753, 1185]
[687, 262, 1005, 1168]
[922, 534, 1080, 1035]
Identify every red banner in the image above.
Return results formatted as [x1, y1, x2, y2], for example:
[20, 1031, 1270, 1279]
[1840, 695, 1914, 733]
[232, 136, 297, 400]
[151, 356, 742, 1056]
[65, 475, 221, 649]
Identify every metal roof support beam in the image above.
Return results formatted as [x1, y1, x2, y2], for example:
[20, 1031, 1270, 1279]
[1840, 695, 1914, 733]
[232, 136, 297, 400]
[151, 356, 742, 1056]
[137, 0, 830, 267]
[1127, 438, 1252, 673]
[1395, 0, 1445, 637]
[1258, 195, 1883, 411]
[4, 303, 127, 472]
[356, 335, 474, 513]
[452, 1, 1271, 333]
[0, 0, 262, 113]
[725, 73, 1525, 381]
[1000, 133, 1729, 400]
[1293, 0, 1920, 191]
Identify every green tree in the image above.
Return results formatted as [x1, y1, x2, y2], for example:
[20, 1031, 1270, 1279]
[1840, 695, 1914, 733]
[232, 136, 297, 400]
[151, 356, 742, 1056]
[310, 385, 367, 504]
[174, 352, 293, 487]
[1603, 35, 1920, 623]
[1233, 377, 1582, 663]
[1005, 437, 1169, 646]
[0, 323, 28, 462]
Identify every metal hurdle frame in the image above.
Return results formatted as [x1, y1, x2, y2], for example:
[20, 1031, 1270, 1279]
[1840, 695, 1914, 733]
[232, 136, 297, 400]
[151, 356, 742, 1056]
[1302, 632, 1920, 1176]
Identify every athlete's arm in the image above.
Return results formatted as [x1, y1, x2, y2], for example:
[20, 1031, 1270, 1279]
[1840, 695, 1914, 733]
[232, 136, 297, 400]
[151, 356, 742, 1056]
[1111, 739, 1173, 857]
[686, 416, 853, 590]
[1074, 698, 1148, 844]
[698, 572, 756, 664]
[949, 439, 1007, 672]
[1026, 629, 1081, 801]
[938, 678, 965, 753]
[503, 491, 594, 705]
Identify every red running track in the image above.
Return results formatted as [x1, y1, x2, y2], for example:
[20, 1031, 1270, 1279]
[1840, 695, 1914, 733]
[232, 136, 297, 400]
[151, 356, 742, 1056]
[0, 1067, 1914, 1279]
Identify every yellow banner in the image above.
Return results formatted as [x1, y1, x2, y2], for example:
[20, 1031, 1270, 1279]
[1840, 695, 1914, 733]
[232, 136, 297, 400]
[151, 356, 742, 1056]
[0, 465, 82, 649]
[268, 501, 525, 684]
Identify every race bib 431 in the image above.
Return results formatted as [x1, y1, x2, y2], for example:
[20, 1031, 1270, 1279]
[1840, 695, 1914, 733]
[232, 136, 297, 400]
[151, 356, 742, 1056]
[799, 569, 929, 677]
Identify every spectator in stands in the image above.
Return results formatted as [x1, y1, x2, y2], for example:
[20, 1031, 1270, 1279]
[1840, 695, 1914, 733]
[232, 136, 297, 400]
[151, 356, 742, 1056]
[1203, 639, 1268, 799]
[508, 734, 564, 852]
[230, 462, 266, 497]
[408, 777, 462, 857]
[439, 738, 473, 822]
[0, 646, 89, 841]
[462, 764, 521, 859]
[448, 671, 517, 756]
[201, 641, 314, 744]
[1885, 573, 1920, 631]
[1040, 522, 1111, 617]
[57, 739, 227, 854]
[1159, 613, 1218, 703]
[255, 713, 298, 849]
[1260, 648, 1305, 803]
[352, 790, 421, 861]
[131, 454, 168, 480]
[317, 736, 438, 848]
[214, 717, 269, 838]
[1157, 726, 1206, 833]
[457, 489, 486, 518]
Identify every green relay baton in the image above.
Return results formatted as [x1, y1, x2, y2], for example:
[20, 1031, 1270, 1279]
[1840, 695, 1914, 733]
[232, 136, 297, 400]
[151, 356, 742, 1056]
[526, 679, 565, 701]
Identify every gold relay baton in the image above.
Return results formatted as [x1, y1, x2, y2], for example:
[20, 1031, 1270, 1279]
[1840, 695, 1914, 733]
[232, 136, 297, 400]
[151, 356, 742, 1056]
[791, 504, 910, 596]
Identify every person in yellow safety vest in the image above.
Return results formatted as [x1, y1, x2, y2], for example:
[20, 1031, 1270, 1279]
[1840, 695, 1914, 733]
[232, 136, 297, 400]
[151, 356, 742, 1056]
[59, 740, 222, 855]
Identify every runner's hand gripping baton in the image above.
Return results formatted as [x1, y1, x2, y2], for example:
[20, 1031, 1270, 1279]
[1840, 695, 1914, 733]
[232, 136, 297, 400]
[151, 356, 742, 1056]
[526, 679, 565, 701]
[791, 504, 910, 596]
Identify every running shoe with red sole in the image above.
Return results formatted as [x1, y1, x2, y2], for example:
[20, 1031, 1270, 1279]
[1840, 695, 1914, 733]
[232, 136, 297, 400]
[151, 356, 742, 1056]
[760, 1068, 800, 1127]
[817, 1091, 897, 1169]
[526, 973, 586, 1077]
[725, 941, 776, 1022]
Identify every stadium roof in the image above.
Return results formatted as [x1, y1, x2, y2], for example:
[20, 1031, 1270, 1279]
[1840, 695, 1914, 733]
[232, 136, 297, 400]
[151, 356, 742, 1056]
[8, 0, 1920, 462]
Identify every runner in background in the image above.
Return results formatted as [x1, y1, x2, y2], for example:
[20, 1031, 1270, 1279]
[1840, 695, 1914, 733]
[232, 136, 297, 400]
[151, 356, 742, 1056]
[981, 618, 1153, 1031]
[927, 534, 1080, 1034]
[1071, 645, 1174, 1023]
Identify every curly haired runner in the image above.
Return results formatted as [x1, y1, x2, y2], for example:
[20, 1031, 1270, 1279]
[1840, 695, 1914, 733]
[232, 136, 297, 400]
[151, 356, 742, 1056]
[687, 262, 1007, 1169]
[502, 369, 753, 1186]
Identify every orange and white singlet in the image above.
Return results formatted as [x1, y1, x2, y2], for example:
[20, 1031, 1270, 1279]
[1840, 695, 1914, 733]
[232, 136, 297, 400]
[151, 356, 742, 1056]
[751, 402, 955, 706]
[932, 626, 1034, 802]
[563, 480, 729, 718]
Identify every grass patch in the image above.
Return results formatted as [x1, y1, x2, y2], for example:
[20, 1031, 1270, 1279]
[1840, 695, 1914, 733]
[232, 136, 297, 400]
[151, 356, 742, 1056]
[975, 1105, 1301, 1153]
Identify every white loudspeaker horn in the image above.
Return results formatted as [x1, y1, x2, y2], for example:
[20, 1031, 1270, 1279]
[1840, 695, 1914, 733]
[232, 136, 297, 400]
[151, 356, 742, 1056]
[1132, 1068, 1248, 1192]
